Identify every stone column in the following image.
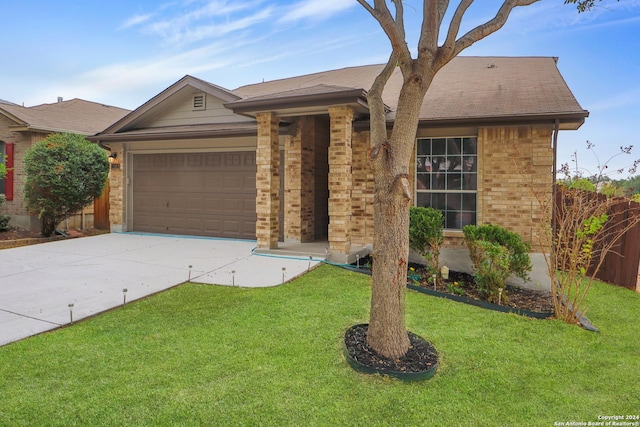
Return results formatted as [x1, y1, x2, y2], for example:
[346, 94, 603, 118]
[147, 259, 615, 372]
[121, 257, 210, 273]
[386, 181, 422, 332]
[285, 117, 315, 242]
[255, 112, 280, 249]
[109, 145, 125, 232]
[328, 106, 354, 254]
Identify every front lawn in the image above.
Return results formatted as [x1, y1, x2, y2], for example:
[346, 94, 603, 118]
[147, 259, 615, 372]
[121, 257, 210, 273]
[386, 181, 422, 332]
[0, 265, 638, 426]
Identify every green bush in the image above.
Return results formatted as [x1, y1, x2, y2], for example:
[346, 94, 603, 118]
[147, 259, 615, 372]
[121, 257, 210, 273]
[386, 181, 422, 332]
[463, 224, 532, 303]
[569, 178, 596, 192]
[0, 161, 9, 231]
[24, 133, 109, 237]
[0, 196, 9, 231]
[409, 207, 444, 275]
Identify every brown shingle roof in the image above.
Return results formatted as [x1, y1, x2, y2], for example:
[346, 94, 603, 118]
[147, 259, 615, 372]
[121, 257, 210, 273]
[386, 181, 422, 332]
[0, 98, 130, 135]
[233, 56, 587, 123]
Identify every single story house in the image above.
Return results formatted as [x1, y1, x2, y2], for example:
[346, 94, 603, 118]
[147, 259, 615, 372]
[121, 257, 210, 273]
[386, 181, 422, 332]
[0, 98, 130, 230]
[91, 56, 588, 279]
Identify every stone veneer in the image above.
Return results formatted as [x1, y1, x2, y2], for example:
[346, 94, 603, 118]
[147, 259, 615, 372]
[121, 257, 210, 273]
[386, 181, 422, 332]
[0, 125, 53, 230]
[351, 130, 374, 246]
[476, 125, 553, 251]
[346, 124, 554, 251]
[255, 112, 280, 249]
[327, 106, 354, 254]
[284, 116, 316, 242]
[107, 147, 125, 232]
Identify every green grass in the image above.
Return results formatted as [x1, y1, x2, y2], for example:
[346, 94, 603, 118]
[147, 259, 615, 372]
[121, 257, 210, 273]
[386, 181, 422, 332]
[0, 265, 638, 426]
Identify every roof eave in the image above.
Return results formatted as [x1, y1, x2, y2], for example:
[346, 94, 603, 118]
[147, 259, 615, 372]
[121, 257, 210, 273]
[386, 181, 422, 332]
[353, 111, 589, 131]
[89, 123, 296, 143]
[8, 124, 93, 135]
[225, 89, 378, 116]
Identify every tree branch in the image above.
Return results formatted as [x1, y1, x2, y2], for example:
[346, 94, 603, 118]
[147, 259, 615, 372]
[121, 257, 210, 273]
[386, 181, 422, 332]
[418, 0, 449, 56]
[449, 0, 539, 59]
[368, 53, 397, 148]
[357, 0, 412, 71]
[442, 0, 473, 55]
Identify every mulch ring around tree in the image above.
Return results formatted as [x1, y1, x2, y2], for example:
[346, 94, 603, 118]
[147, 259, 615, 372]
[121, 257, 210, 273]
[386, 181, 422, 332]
[344, 324, 439, 381]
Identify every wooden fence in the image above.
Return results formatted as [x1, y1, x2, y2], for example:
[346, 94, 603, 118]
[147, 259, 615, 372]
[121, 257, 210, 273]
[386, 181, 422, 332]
[93, 182, 110, 230]
[555, 187, 640, 291]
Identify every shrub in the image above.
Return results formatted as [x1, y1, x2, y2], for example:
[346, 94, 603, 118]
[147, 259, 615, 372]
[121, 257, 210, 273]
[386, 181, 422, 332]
[0, 196, 9, 231]
[0, 159, 9, 231]
[409, 207, 444, 275]
[24, 133, 109, 237]
[463, 224, 532, 303]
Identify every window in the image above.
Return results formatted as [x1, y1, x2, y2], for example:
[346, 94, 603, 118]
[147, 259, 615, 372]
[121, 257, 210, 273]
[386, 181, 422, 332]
[416, 137, 477, 229]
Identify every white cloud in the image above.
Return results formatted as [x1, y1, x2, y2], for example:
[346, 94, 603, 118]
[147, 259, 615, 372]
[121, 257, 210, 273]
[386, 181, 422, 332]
[119, 13, 154, 30]
[279, 0, 357, 23]
[135, 0, 271, 45]
[589, 86, 640, 112]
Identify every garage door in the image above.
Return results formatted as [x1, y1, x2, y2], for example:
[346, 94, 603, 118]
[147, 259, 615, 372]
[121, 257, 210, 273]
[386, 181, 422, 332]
[132, 152, 257, 239]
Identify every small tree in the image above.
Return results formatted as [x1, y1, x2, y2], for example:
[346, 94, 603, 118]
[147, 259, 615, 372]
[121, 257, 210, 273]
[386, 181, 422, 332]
[24, 133, 109, 237]
[409, 207, 444, 276]
[518, 142, 640, 325]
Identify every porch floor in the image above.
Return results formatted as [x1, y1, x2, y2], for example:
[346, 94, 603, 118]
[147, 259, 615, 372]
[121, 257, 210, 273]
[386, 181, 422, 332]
[253, 240, 371, 265]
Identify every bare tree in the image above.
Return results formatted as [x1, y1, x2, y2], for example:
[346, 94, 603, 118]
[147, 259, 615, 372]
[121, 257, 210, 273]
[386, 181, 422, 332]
[356, 0, 612, 359]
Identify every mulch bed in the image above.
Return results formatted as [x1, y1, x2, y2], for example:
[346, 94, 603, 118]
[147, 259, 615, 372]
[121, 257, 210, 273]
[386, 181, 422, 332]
[343, 256, 554, 378]
[0, 227, 108, 249]
[411, 268, 554, 314]
[0, 227, 44, 241]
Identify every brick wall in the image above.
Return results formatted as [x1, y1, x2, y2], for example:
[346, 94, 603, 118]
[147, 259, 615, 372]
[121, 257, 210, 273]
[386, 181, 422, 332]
[346, 125, 554, 251]
[255, 112, 280, 249]
[107, 145, 125, 231]
[477, 125, 553, 249]
[351, 130, 374, 246]
[284, 116, 316, 242]
[0, 125, 50, 229]
[328, 106, 354, 253]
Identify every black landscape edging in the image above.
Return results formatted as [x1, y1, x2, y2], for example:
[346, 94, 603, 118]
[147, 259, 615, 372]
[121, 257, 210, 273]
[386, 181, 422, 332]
[343, 324, 438, 382]
[407, 284, 554, 319]
[339, 265, 600, 330]
[339, 265, 372, 275]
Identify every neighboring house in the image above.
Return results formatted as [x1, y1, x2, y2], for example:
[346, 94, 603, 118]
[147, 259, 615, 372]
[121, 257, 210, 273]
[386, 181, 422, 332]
[0, 98, 130, 230]
[92, 56, 588, 276]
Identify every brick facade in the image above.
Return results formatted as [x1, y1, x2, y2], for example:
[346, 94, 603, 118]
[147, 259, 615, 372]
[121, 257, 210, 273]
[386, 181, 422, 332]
[101, 119, 554, 258]
[284, 116, 316, 242]
[0, 123, 51, 230]
[343, 124, 553, 251]
[351, 130, 374, 246]
[478, 125, 553, 250]
[255, 112, 280, 249]
[328, 106, 354, 254]
[107, 146, 125, 232]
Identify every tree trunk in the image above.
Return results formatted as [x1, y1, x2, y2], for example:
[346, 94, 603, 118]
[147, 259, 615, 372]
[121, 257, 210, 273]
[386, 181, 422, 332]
[366, 71, 432, 359]
[41, 215, 57, 237]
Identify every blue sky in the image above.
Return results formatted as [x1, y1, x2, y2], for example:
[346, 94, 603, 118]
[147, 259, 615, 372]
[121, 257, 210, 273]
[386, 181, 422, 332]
[2, 0, 639, 177]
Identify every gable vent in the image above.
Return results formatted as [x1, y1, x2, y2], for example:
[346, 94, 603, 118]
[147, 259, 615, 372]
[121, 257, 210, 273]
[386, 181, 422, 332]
[193, 93, 206, 110]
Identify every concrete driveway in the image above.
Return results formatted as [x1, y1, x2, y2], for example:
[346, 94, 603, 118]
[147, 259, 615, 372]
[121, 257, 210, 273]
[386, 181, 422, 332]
[0, 233, 322, 347]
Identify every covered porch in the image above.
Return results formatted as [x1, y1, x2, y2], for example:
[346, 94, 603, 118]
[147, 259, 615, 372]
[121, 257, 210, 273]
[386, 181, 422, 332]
[225, 87, 376, 262]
